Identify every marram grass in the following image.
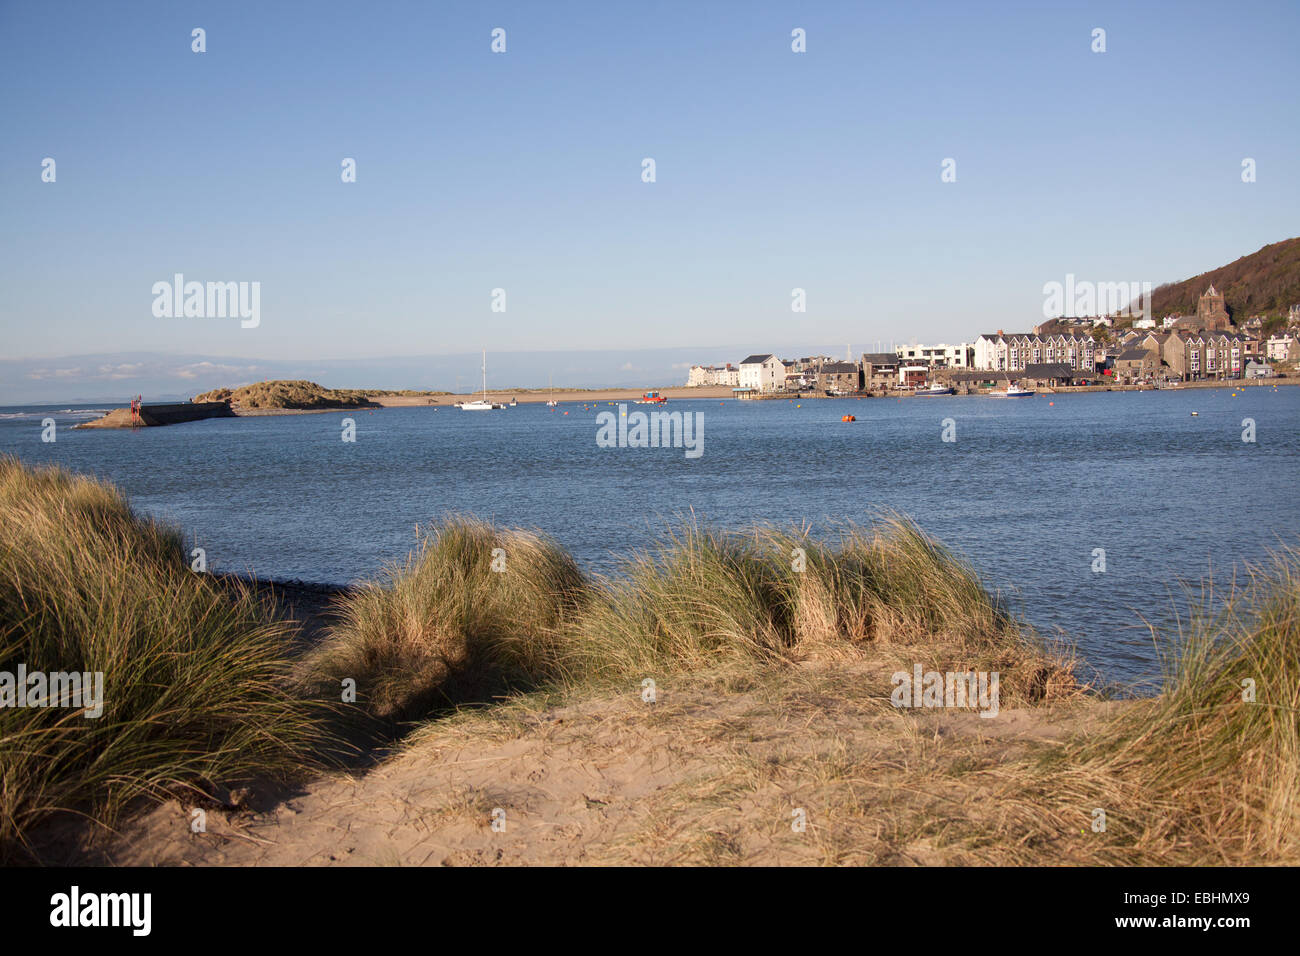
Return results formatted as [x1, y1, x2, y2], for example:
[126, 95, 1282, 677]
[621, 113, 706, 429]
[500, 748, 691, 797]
[1001, 551, 1300, 864]
[308, 513, 1077, 719]
[0, 456, 325, 861]
[303, 516, 588, 722]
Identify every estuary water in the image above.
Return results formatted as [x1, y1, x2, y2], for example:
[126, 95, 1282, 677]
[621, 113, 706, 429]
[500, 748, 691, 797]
[4, 386, 1298, 686]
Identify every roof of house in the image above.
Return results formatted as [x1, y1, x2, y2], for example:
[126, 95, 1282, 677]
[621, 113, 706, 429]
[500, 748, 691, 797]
[944, 370, 1011, 381]
[820, 362, 858, 374]
[860, 353, 897, 365]
[739, 354, 777, 365]
[1022, 363, 1077, 378]
[1115, 349, 1153, 361]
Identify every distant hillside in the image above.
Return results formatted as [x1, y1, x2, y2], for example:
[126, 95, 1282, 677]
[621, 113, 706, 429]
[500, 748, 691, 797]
[194, 380, 379, 410]
[1148, 237, 1300, 320]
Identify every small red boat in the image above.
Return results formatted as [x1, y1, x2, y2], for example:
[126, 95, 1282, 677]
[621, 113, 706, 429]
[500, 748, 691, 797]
[634, 390, 667, 405]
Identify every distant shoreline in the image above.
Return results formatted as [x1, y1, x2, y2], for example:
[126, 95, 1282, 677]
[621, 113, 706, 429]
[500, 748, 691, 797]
[376, 377, 1295, 407]
[369, 385, 736, 406]
[64, 376, 1297, 428]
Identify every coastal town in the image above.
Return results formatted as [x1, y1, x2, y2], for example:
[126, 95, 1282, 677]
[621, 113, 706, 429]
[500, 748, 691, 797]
[687, 286, 1300, 397]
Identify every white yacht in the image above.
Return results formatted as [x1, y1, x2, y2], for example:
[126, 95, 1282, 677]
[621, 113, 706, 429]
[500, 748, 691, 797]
[456, 350, 504, 410]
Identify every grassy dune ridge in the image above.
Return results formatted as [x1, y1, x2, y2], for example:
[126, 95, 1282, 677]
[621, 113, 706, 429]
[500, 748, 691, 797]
[304, 515, 1078, 722]
[2, 458, 1298, 864]
[0, 457, 324, 861]
[303, 517, 588, 721]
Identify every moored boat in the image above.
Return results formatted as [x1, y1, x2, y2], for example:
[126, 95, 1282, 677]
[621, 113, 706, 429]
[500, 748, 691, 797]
[456, 350, 504, 410]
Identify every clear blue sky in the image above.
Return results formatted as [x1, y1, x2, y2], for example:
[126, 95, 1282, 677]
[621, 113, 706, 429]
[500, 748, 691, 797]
[2, 0, 1297, 367]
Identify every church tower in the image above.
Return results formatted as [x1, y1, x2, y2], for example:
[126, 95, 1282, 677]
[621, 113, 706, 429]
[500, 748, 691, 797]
[1196, 283, 1231, 330]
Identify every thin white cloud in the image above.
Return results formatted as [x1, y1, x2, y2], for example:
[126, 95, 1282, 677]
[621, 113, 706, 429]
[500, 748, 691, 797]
[26, 367, 84, 380]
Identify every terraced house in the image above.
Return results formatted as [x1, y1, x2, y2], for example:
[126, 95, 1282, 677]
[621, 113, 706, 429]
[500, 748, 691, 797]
[687, 363, 739, 387]
[1149, 330, 1249, 381]
[973, 332, 1100, 373]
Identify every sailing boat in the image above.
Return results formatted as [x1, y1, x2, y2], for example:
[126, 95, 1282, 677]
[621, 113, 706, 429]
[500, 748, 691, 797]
[546, 373, 557, 407]
[456, 350, 504, 410]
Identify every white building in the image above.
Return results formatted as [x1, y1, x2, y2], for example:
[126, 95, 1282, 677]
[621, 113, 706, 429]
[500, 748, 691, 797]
[737, 353, 785, 391]
[687, 364, 739, 387]
[973, 333, 1013, 371]
[894, 342, 974, 368]
[1267, 332, 1299, 362]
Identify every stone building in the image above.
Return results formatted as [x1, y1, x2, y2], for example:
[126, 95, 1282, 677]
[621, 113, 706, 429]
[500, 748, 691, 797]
[860, 353, 900, 391]
[1113, 348, 1160, 383]
[1152, 330, 1247, 380]
[817, 362, 861, 394]
[1197, 284, 1231, 330]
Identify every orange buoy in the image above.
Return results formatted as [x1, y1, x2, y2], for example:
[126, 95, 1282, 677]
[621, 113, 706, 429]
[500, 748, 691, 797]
[841, 414, 856, 422]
